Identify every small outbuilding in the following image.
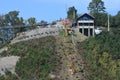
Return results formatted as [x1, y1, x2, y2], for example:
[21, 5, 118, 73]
[77, 13, 95, 37]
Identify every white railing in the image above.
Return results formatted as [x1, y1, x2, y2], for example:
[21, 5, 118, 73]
[78, 20, 94, 23]
[78, 26, 94, 28]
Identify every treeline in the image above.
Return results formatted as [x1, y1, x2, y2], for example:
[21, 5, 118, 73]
[0, 11, 37, 41]
[0, 10, 49, 30]
[0, 11, 48, 42]
[93, 11, 120, 27]
[0, 11, 37, 28]
[110, 11, 120, 27]
[82, 29, 120, 80]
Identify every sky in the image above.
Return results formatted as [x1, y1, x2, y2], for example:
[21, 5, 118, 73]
[0, 0, 120, 22]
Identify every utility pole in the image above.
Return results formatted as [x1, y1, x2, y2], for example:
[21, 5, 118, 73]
[65, 4, 68, 37]
[72, 9, 76, 45]
[73, 9, 75, 21]
[107, 13, 110, 32]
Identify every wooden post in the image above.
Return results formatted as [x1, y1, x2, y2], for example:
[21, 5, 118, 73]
[65, 24, 68, 36]
[71, 27, 76, 45]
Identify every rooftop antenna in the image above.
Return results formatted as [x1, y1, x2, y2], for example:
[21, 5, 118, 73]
[107, 13, 110, 32]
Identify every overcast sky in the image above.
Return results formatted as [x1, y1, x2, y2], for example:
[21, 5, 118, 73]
[0, 0, 120, 22]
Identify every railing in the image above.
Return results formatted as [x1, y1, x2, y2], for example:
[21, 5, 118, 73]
[78, 26, 94, 28]
[78, 20, 94, 23]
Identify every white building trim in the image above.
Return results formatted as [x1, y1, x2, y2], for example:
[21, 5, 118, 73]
[78, 20, 94, 23]
[78, 26, 94, 28]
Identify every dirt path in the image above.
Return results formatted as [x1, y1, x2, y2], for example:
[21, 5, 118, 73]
[50, 36, 86, 80]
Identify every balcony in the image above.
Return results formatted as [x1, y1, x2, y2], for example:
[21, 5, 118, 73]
[78, 20, 94, 23]
[78, 26, 94, 28]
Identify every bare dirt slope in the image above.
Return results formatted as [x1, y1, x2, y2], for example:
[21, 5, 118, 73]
[50, 36, 86, 80]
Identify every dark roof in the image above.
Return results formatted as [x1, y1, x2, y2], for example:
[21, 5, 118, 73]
[77, 13, 94, 21]
[79, 13, 94, 19]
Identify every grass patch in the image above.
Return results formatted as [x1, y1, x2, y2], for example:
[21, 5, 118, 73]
[59, 29, 65, 37]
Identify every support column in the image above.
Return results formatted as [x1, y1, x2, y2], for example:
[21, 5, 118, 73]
[88, 23, 90, 37]
[82, 23, 84, 35]
[93, 22, 95, 37]
[93, 28, 94, 37]
[77, 22, 79, 28]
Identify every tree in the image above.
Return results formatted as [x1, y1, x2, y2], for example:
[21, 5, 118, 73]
[82, 30, 120, 80]
[115, 11, 120, 27]
[4, 11, 20, 26]
[27, 17, 36, 29]
[28, 17, 36, 25]
[67, 6, 77, 20]
[94, 13, 108, 27]
[0, 15, 5, 26]
[108, 11, 120, 27]
[88, 0, 106, 26]
[88, 0, 106, 14]
[109, 15, 115, 27]
[2, 11, 26, 40]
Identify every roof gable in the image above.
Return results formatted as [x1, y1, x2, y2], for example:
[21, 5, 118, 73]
[77, 13, 94, 21]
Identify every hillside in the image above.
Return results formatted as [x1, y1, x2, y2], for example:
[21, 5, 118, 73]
[0, 36, 58, 80]
[0, 28, 119, 80]
[0, 29, 86, 80]
[78, 29, 120, 80]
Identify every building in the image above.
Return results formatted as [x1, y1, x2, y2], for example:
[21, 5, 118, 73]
[77, 13, 95, 37]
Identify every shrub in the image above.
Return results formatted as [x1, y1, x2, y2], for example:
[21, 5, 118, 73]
[82, 30, 120, 80]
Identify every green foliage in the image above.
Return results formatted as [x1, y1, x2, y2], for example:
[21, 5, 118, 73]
[16, 49, 53, 80]
[82, 30, 120, 80]
[94, 12, 107, 26]
[0, 15, 5, 26]
[0, 42, 9, 48]
[0, 10, 26, 40]
[88, 0, 107, 27]
[4, 11, 25, 26]
[27, 17, 36, 29]
[88, 0, 106, 14]
[67, 6, 77, 20]
[114, 11, 120, 27]
[107, 11, 120, 27]
[0, 36, 58, 80]
[59, 29, 65, 36]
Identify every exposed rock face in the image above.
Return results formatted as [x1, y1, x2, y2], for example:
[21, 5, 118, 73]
[0, 56, 20, 76]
